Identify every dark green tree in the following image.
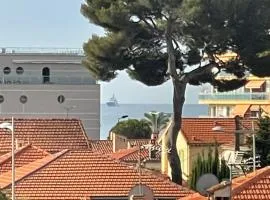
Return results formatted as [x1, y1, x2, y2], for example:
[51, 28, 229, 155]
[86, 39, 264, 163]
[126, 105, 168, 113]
[0, 191, 9, 200]
[81, 0, 270, 184]
[248, 116, 270, 167]
[188, 146, 230, 190]
[111, 119, 151, 139]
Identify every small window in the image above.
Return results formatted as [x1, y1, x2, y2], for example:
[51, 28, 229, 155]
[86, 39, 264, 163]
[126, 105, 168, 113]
[3, 67, 11, 74]
[57, 95, 65, 104]
[20, 95, 28, 104]
[0, 95, 4, 103]
[16, 67, 24, 74]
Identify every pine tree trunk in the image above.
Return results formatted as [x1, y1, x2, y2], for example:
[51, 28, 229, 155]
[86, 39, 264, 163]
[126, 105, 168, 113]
[167, 80, 186, 184]
[166, 17, 187, 185]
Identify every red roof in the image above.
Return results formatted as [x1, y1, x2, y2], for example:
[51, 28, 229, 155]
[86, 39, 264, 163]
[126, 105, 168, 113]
[181, 118, 255, 145]
[0, 118, 90, 153]
[0, 150, 67, 189]
[183, 166, 270, 200]
[89, 140, 113, 154]
[111, 146, 161, 162]
[9, 150, 193, 199]
[0, 144, 50, 174]
[232, 166, 270, 200]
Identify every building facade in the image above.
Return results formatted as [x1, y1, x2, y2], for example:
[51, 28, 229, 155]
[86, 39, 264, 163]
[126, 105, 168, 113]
[0, 47, 100, 139]
[199, 76, 270, 118]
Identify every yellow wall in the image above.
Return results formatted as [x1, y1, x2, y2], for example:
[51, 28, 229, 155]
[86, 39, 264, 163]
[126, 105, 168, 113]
[161, 129, 223, 181]
[161, 130, 192, 181]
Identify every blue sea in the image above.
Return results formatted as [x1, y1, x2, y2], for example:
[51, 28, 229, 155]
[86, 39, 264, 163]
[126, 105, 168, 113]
[100, 104, 208, 139]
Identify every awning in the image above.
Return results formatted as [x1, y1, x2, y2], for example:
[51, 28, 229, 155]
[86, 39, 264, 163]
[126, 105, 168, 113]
[250, 105, 260, 111]
[261, 105, 270, 115]
[245, 80, 265, 89]
[232, 105, 250, 116]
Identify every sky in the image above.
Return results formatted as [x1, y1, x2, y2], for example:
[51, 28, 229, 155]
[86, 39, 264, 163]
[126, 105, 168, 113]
[0, 0, 200, 104]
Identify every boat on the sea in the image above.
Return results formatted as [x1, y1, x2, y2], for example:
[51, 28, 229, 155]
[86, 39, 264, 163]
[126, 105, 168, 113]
[106, 94, 119, 107]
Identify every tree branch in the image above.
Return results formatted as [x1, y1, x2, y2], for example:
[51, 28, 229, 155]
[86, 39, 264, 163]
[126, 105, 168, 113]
[184, 62, 219, 83]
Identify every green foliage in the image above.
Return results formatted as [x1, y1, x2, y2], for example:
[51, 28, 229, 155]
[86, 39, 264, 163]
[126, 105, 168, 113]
[82, 0, 270, 184]
[144, 111, 170, 133]
[0, 192, 9, 200]
[111, 119, 151, 139]
[248, 116, 270, 167]
[188, 146, 230, 190]
[81, 0, 270, 86]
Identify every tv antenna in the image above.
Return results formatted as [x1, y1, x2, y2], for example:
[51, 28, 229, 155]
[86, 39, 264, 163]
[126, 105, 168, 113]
[63, 105, 77, 118]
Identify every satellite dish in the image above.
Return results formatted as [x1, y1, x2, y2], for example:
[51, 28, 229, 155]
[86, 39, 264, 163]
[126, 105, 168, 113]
[128, 184, 154, 200]
[196, 173, 219, 197]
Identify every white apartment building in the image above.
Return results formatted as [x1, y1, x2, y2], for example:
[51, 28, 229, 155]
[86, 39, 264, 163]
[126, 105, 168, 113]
[0, 47, 100, 139]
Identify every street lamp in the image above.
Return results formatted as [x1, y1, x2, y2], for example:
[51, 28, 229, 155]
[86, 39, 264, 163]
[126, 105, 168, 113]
[118, 115, 128, 123]
[0, 117, 15, 200]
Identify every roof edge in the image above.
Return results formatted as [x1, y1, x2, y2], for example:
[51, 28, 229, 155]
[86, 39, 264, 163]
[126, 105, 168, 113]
[0, 144, 32, 165]
[0, 149, 69, 189]
[232, 166, 270, 196]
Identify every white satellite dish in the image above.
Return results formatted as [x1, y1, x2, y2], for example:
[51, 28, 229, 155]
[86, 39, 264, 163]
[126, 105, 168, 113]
[196, 173, 219, 197]
[128, 184, 154, 200]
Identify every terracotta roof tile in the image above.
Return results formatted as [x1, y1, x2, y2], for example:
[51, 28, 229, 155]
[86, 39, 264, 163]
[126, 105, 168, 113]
[11, 150, 193, 199]
[0, 149, 67, 189]
[0, 144, 50, 174]
[0, 118, 90, 153]
[184, 167, 270, 200]
[232, 166, 270, 200]
[180, 118, 255, 145]
[90, 140, 113, 154]
[111, 146, 161, 162]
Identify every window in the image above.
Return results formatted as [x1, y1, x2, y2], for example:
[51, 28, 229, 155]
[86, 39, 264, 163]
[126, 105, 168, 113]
[20, 95, 28, 104]
[3, 67, 11, 74]
[16, 67, 24, 74]
[57, 95, 65, 104]
[0, 95, 4, 103]
[42, 67, 50, 83]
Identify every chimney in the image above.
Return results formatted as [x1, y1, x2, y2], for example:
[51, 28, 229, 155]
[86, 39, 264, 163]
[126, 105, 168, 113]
[112, 132, 128, 152]
[150, 132, 159, 145]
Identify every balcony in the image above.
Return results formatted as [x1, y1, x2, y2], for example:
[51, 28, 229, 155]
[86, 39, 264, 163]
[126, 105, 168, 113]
[1, 47, 84, 55]
[199, 92, 269, 103]
[0, 75, 96, 85]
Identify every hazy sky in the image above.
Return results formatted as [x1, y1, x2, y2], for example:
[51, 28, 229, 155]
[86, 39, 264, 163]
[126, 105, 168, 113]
[0, 0, 200, 104]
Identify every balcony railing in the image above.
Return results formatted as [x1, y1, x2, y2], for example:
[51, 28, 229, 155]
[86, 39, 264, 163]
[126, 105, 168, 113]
[0, 75, 96, 85]
[1, 47, 84, 55]
[199, 92, 269, 101]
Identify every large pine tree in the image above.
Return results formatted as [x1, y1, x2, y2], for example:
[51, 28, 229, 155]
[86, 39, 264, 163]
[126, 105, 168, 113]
[81, 0, 270, 184]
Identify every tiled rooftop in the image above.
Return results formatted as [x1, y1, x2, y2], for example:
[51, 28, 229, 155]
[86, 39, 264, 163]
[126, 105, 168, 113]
[181, 118, 255, 145]
[0, 149, 67, 189]
[232, 166, 270, 200]
[9, 150, 193, 200]
[0, 144, 50, 174]
[111, 146, 161, 162]
[89, 140, 113, 154]
[0, 118, 90, 153]
[183, 166, 270, 200]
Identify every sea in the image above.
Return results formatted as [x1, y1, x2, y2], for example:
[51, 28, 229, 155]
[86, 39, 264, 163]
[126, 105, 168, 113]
[100, 104, 208, 139]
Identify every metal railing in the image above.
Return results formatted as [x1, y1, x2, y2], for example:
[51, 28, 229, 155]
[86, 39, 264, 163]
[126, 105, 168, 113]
[199, 92, 269, 101]
[0, 47, 84, 55]
[0, 75, 96, 85]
